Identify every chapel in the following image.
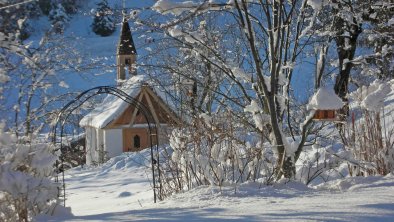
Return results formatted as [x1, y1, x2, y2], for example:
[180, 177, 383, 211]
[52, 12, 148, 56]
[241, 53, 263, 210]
[80, 18, 181, 165]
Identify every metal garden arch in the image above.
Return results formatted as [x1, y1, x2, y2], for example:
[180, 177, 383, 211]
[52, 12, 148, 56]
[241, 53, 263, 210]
[52, 86, 162, 205]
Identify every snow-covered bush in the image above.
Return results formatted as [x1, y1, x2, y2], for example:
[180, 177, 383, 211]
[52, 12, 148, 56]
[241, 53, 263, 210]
[345, 80, 394, 176]
[0, 124, 59, 221]
[160, 113, 276, 196]
[91, 0, 116, 37]
[296, 138, 351, 185]
[350, 112, 394, 176]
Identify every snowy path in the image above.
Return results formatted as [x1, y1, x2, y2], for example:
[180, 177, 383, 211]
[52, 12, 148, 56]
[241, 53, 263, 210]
[40, 153, 394, 222]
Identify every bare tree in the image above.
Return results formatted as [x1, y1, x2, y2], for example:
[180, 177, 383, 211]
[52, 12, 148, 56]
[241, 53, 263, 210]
[144, 0, 327, 179]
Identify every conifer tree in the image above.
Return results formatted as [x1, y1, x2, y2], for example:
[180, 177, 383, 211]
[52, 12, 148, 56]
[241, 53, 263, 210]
[48, 3, 70, 34]
[0, 0, 39, 40]
[62, 0, 80, 14]
[91, 0, 116, 37]
[38, 0, 53, 15]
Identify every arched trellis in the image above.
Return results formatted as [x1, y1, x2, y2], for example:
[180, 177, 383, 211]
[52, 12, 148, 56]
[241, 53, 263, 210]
[51, 86, 162, 205]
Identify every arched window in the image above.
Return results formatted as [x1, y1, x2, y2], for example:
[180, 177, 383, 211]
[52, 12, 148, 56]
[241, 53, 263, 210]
[133, 135, 141, 149]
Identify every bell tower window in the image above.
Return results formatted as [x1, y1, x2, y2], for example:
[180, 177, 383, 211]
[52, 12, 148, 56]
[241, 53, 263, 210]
[125, 58, 131, 65]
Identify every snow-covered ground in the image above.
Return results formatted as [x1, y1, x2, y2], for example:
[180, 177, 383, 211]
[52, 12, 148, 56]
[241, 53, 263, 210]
[35, 151, 394, 222]
[33, 79, 394, 221]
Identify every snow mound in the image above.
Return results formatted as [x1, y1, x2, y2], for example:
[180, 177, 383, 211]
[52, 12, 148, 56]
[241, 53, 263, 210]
[101, 150, 151, 171]
[165, 180, 313, 206]
[68, 150, 152, 178]
[307, 86, 344, 110]
[315, 173, 394, 192]
[34, 205, 74, 221]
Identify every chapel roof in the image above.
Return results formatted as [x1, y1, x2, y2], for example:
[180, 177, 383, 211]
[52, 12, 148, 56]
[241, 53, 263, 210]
[80, 75, 179, 128]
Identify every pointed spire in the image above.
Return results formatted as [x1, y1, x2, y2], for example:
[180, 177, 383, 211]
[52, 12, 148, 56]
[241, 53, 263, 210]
[116, 15, 138, 82]
[117, 18, 137, 55]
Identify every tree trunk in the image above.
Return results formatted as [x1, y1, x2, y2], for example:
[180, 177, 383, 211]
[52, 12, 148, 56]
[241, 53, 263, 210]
[333, 12, 362, 103]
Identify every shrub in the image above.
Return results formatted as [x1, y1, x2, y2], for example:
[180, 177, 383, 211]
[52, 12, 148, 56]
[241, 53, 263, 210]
[0, 124, 59, 221]
[345, 80, 394, 176]
[159, 113, 275, 197]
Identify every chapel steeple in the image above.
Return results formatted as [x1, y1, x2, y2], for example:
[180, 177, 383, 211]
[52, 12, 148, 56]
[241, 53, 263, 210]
[116, 16, 137, 82]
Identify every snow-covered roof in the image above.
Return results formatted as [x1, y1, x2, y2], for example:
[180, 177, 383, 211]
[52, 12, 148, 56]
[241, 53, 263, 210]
[80, 75, 177, 128]
[307, 86, 344, 110]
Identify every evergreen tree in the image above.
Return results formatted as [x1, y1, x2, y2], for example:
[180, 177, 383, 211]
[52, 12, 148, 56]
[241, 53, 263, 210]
[62, 0, 81, 14]
[91, 0, 115, 37]
[39, 0, 82, 15]
[48, 3, 70, 34]
[0, 0, 39, 41]
[38, 0, 54, 15]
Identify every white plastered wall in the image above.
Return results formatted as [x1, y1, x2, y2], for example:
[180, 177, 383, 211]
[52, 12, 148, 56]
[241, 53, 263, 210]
[97, 128, 104, 162]
[85, 127, 97, 165]
[104, 129, 123, 158]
